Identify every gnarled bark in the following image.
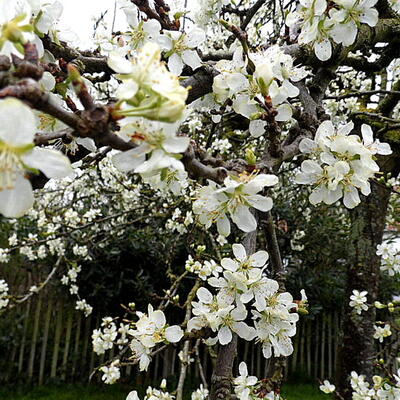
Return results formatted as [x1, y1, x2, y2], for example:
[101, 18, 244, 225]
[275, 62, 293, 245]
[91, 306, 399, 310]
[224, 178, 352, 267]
[336, 182, 391, 399]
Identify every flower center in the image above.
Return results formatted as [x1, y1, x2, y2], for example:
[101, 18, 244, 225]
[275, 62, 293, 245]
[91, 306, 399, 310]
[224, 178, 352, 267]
[0, 147, 24, 190]
[173, 35, 189, 54]
[130, 27, 146, 47]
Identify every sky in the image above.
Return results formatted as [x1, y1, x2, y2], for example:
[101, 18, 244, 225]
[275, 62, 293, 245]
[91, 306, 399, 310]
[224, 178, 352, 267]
[58, 0, 192, 49]
[59, 0, 128, 49]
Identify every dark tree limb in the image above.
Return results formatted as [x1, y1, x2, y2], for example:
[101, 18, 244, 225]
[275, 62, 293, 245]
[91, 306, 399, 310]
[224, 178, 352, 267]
[182, 66, 219, 104]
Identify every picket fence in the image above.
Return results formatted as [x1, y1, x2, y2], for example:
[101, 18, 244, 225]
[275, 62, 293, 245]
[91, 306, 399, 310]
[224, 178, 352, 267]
[1, 288, 398, 385]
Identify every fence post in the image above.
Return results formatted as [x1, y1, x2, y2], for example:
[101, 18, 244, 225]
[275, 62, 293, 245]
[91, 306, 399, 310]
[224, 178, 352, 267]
[50, 300, 64, 378]
[71, 312, 82, 380]
[328, 313, 333, 379]
[320, 315, 326, 378]
[18, 275, 32, 374]
[306, 321, 311, 377]
[61, 311, 73, 381]
[28, 294, 42, 380]
[39, 299, 53, 385]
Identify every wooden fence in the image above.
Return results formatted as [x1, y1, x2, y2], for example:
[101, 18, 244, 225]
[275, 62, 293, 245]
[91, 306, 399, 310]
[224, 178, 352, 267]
[1, 291, 399, 385]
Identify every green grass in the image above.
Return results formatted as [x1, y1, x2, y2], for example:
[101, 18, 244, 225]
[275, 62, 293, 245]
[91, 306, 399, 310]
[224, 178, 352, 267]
[0, 383, 331, 400]
[281, 383, 332, 400]
[0, 385, 129, 400]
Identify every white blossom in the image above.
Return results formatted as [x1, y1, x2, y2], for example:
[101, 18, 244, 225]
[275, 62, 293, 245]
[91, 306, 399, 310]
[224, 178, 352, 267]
[349, 290, 368, 314]
[373, 324, 392, 343]
[193, 173, 278, 236]
[163, 28, 205, 75]
[100, 360, 120, 384]
[0, 98, 73, 218]
[108, 42, 188, 123]
[320, 380, 335, 394]
[0, 279, 9, 309]
[296, 121, 391, 209]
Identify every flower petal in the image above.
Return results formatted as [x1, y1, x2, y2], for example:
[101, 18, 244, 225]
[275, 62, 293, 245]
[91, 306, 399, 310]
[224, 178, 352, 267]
[0, 98, 36, 146]
[22, 148, 73, 179]
[163, 136, 190, 153]
[165, 325, 183, 343]
[168, 53, 184, 76]
[250, 250, 269, 267]
[231, 205, 257, 232]
[197, 287, 213, 303]
[314, 39, 332, 62]
[0, 174, 34, 218]
[108, 51, 133, 74]
[217, 214, 231, 237]
[249, 120, 267, 138]
[182, 50, 202, 71]
[232, 244, 247, 262]
[247, 194, 273, 212]
[112, 145, 148, 172]
[218, 326, 232, 345]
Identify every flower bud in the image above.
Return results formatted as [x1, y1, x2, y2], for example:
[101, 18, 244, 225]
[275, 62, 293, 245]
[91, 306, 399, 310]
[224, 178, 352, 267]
[196, 245, 206, 253]
[254, 62, 274, 96]
[245, 148, 257, 166]
[297, 306, 309, 315]
[374, 301, 386, 309]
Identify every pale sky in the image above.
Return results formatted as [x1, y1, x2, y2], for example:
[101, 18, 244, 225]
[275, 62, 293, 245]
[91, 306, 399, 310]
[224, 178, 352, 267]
[59, 0, 128, 49]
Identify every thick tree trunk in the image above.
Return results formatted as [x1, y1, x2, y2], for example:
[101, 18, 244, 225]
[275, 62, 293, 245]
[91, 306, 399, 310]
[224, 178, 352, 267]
[336, 182, 391, 399]
[209, 231, 257, 400]
[210, 334, 239, 400]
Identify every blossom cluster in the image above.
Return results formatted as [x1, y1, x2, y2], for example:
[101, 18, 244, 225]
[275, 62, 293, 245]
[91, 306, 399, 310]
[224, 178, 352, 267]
[165, 209, 194, 234]
[108, 42, 188, 123]
[92, 317, 120, 355]
[112, 0, 206, 76]
[0, 98, 73, 218]
[234, 362, 281, 400]
[126, 381, 208, 400]
[373, 324, 392, 343]
[75, 299, 93, 317]
[295, 121, 391, 209]
[193, 172, 278, 236]
[190, 385, 209, 400]
[93, 306, 183, 378]
[129, 305, 183, 371]
[188, 244, 301, 359]
[0, 0, 63, 57]
[376, 242, 400, 276]
[100, 359, 121, 385]
[0, 279, 9, 310]
[319, 380, 335, 394]
[286, 0, 379, 61]
[349, 290, 368, 315]
[350, 371, 400, 399]
[213, 45, 308, 127]
[185, 255, 222, 281]
[111, 117, 190, 194]
[0, 150, 196, 315]
[194, 0, 230, 27]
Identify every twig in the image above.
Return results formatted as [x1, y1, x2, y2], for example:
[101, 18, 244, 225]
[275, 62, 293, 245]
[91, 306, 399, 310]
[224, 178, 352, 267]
[325, 89, 400, 100]
[9, 257, 62, 309]
[195, 338, 208, 389]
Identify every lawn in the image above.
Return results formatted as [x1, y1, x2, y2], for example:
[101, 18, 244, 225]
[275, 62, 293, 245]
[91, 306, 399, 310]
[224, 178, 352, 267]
[0, 383, 331, 400]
